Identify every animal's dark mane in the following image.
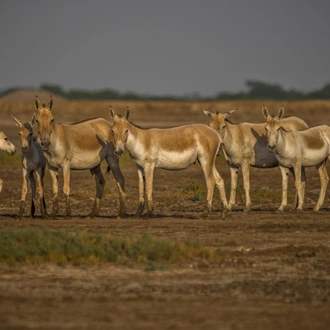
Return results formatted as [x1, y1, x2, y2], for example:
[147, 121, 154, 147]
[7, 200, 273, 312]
[69, 117, 100, 125]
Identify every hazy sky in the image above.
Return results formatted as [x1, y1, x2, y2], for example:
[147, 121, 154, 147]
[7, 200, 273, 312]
[1, 0, 329, 96]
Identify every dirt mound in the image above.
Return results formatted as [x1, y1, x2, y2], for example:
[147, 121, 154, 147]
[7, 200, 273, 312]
[0, 89, 66, 101]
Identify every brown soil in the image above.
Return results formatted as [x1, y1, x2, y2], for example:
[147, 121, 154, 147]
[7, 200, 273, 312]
[0, 100, 330, 329]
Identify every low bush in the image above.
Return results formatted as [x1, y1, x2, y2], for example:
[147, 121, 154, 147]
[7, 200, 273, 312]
[0, 228, 219, 267]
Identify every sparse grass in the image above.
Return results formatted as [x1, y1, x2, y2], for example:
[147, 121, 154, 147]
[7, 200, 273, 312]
[183, 180, 201, 193]
[0, 228, 220, 267]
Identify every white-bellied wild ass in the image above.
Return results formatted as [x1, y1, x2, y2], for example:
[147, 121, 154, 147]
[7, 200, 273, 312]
[204, 108, 309, 211]
[12, 115, 47, 218]
[263, 106, 330, 211]
[32, 95, 126, 218]
[0, 130, 16, 192]
[108, 107, 228, 218]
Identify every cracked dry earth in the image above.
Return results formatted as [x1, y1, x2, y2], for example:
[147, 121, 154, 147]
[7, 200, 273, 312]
[0, 100, 330, 329]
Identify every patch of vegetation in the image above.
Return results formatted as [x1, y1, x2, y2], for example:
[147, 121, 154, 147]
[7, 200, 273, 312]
[0, 228, 220, 267]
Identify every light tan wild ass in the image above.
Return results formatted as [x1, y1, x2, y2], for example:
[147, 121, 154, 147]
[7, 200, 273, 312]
[0, 130, 16, 192]
[12, 116, 47, 218]
[263, 106, 330, 211]
[32, 96, 126, 218]
[108, 107, 228, 218]
[204, 108, 309, 211]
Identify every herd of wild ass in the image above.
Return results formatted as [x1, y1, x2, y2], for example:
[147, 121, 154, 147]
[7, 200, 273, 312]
[0, 95, 330, 219]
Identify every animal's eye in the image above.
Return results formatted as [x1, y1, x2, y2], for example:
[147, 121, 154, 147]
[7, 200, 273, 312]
[35, 119, 39, 124]
[4, 137, 8, 140]
[51, 119, 54, 123]
[125, 129, 129, 134]
[221, 125, 226, 130]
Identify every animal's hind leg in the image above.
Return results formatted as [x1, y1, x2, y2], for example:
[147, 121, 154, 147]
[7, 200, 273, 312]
[106, 155, 126, 218]
[228, 165, 239, 210]
[199, 160, 216, 218]
[88, 165, 105, 218]
[314, 161, 328, 211]
[213, 166, 228, 216]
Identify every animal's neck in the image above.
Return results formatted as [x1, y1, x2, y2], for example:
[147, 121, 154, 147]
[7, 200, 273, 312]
[222, 122, 234, 145]
[274, 128, 288, 154]
[125, 122, 147, 157]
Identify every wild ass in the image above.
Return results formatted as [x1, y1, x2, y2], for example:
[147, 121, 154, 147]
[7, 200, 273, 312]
[108, 107, 228, 218]
[12, 116, 47, 218]
[204, 108, 309, 211]
[32, 95, 126, 218]
[263, 106, 330, 211]
[0, 130, 16, 192]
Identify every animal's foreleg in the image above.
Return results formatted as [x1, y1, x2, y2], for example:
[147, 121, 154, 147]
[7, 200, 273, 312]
[62, 164, 71, 217]
[88, 165, 105, 218]
[314, 161, 329, 211]
[135, 166, 145, 218]
[35, 169, 47, 218]
[29, 173, 37, 218]
[144, 163, 154, 218]
[107, 156, 126, 218]
[229, 165, 239, 210]
[48, 166, 59, 217]
[18, 169, 28, 219]
[294, 164, 304, 211]
[241, 162, 251, 211]
[278, 167, 290, 211]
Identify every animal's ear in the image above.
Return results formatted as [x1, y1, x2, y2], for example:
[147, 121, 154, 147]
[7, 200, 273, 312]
[277, 106, 284, 120]
[262, 105, 270, 119]
[30, 114, 36, 126]
[12, 115, 23, 128]
[126, 106, 130, 120]
[34, 95, 41, 110]
[109, 106, 116, 121]
[47, 95, 54, 110]
[203, 110, 213, 119]
[224, 109, 237, 118]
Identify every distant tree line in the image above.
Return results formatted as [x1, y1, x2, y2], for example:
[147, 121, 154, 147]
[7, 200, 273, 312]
[1, 80, 330, 100]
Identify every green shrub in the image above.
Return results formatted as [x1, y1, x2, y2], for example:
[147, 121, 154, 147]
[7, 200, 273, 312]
[0, 228, 219, 267]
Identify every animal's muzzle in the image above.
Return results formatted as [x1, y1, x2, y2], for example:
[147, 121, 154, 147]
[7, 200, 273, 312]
[21, 146, 29, 153]
[40, 139, 50, 151]
[114, 149, 124, 157]
[267, 144, 276, 153]
[8, 146, 16, 155]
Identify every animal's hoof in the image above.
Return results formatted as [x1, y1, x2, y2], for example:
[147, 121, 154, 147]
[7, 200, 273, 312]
[200, 211, 210, 219]
[221, 208, 229, 218]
